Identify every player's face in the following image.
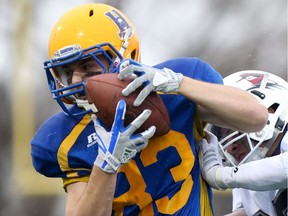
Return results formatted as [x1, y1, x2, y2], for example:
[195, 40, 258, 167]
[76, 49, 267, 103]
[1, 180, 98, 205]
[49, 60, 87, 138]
[218, 128, 250, 162]
[226, 140, 250, 162]
[226, 107, 276, 162]
[57, 55, 110, 85]
[54, 55, 111, 100]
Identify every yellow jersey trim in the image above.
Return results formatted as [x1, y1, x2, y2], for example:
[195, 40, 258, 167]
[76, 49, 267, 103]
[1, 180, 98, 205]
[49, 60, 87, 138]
[57, 114, 91, 172]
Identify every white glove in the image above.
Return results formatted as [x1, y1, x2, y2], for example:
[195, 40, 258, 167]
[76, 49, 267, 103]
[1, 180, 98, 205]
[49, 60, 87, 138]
[92, 99, 156, 173]
[117, 59, 183, 106]
[198, 130, 227, 190]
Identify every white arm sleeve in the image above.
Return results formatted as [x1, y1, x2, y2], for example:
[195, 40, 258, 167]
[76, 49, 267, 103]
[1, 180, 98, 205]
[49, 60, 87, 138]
[220, 151, 288, 191]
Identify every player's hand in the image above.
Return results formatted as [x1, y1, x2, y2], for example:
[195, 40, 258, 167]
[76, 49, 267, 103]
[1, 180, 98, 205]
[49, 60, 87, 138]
[92, 99, 156, 173]
[198, 130, 227, 190]
[117, 59, 183, 106]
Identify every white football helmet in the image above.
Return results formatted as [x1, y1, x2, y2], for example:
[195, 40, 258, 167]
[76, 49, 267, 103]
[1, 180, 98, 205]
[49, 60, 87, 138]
[207, 70, 288, 166]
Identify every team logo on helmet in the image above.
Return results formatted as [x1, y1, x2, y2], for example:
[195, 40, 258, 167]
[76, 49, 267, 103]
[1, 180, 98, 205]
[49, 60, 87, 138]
[106, 9, 132, 39]
[239, 73, 287, 91]
[240, 73, 264, 85]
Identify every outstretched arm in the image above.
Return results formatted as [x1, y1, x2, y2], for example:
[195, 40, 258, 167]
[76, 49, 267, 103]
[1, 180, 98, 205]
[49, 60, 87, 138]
[118, 59, 268, 133]
[219, 152, 288, 190]
[178, 76, 267, 132]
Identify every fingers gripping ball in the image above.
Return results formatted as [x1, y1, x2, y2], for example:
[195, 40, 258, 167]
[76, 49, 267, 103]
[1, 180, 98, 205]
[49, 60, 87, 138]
[85, 73, 170, 137]
[117, 59, 183, 106]
[92, 100, 156, 173]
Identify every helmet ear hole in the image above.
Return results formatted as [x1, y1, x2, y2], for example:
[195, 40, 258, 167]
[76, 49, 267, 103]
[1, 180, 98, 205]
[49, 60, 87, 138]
[130, 49, 137, 60]
[269, 103, 279, 113]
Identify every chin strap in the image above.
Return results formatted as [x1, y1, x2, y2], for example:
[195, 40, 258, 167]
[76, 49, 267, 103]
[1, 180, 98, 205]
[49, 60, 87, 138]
[237, 130, 280, 166]
[76, 99, 98, 113]
[252, 131, 280, 160]
[114, 27, 133, 67]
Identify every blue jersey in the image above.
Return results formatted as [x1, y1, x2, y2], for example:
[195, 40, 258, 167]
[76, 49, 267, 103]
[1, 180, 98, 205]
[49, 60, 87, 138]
[31, 57, 223, 216]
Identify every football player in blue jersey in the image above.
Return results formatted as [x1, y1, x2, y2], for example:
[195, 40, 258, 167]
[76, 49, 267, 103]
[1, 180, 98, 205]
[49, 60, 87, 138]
[31, 3, 268, 216]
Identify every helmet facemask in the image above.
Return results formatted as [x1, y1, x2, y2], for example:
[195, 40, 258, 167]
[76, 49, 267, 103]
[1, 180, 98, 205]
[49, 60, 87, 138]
[208, 125, 274, 166]
[44, 43, 122, 116]
[44, 3, 140, 117]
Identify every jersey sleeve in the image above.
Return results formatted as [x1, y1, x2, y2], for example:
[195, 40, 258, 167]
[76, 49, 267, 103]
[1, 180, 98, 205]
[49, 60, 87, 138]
[191, 58, 223, 85]
[154, 57, 223, 85]
[31, 111, 95, 182]
[31, 113, 70, 178]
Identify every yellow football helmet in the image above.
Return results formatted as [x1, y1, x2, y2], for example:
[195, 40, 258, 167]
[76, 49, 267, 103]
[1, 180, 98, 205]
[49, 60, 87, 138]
[44, 3, 140, 116]
[48, 3, 139, 61]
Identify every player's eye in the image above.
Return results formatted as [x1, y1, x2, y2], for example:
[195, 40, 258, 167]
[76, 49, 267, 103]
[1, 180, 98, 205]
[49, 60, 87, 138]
[54, 66, 74, 85]
[84, 71, 102, 78]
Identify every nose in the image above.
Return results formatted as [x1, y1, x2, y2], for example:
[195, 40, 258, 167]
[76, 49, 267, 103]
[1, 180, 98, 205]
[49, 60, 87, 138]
[227, 143, 244, 161]
[227, 142, 248, 162]
[227, 143, 239, 155]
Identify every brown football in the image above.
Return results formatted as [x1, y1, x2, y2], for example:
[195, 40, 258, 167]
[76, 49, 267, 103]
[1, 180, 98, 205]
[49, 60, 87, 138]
[85, 73, 170, 137]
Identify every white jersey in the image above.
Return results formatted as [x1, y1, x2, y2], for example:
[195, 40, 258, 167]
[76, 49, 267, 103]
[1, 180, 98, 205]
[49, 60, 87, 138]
[231, 132, 288, 216]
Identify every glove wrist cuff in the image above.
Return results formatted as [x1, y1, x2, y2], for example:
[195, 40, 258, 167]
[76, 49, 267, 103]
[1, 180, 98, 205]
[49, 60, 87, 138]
[94, 153, 119, 174]
[104, 152, 121, 171]
[153, 68, 183, 92]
